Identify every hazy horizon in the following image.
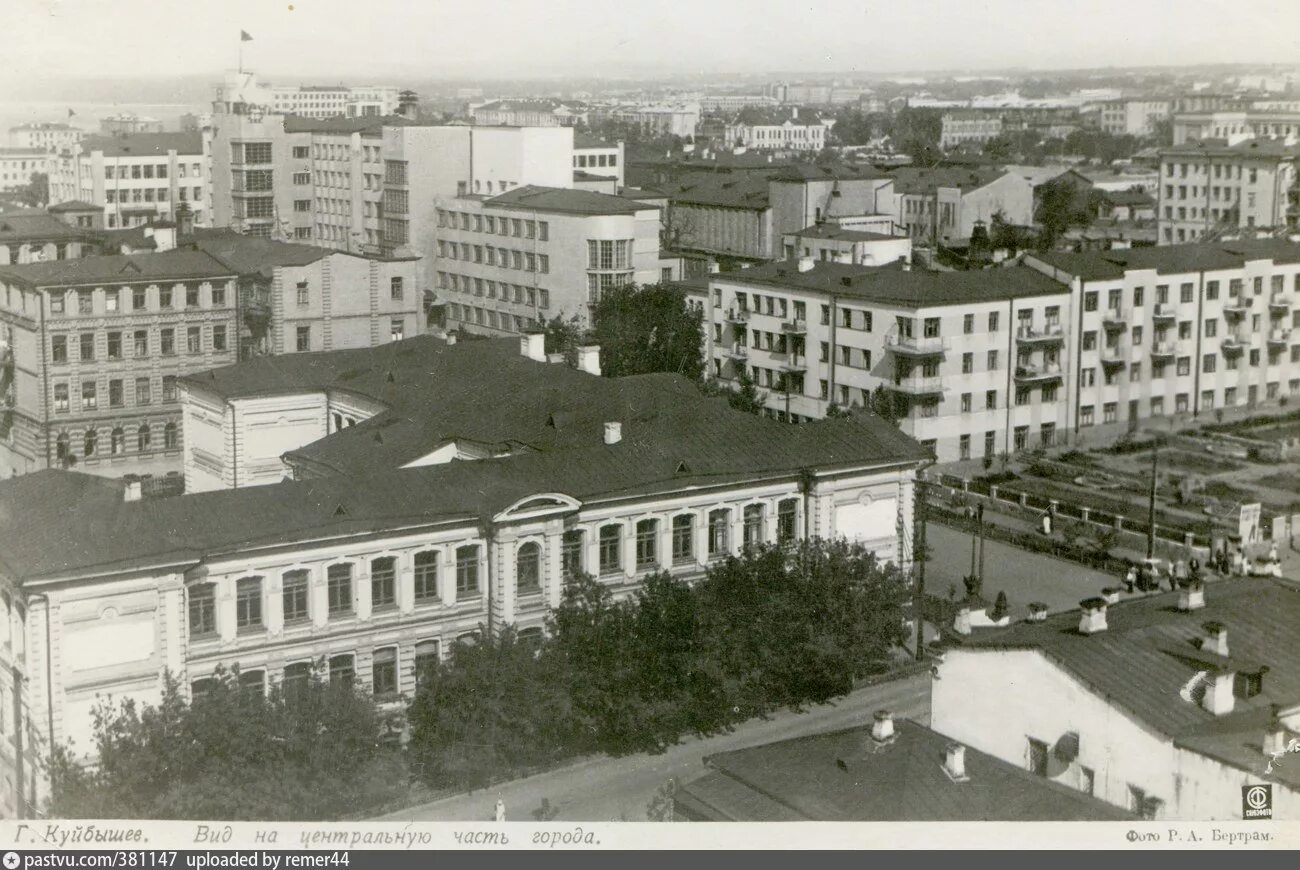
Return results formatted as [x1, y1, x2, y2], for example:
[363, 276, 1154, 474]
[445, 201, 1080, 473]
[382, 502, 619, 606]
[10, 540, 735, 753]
[3, 0, 1299, 93]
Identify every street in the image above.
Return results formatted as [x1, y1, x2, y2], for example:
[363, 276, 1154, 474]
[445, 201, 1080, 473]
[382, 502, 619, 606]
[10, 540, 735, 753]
[925, 521, 1117, 617]
[379, 670, 931, 822]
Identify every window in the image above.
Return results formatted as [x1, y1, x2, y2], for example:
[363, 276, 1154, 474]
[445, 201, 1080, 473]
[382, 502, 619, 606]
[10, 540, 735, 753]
[413, 551, 439, 601]
[666, 514, 694, 563]
[987, 350, 998, 371]
[599, 524, 622, 574]
[743, 504, 764, 548]
[1104, 402, 1118, 424]
[160, 328, 174, 356]
[187, 326, 201, 354]
[456, 545, 480, 595]
[212, 324, 227, 353]
[159, 286, 172, 309]
[390, 276, 404, 300]
[1028, 738, 1049, 777]
[327, 563, 354, 617]
[415, 640, 440, 688]
[185, 285, 199, 309]
[137, 424, 151, 451]
[283, 662, 312, 699]
[296, 326, 310, 352]
[81, 380, 96, 410]
[80, 332, 94, 361]
[963, 313, 974, 334]
[135, 377, 151, 405]
[371, 556, 397, 610]
[282, 569, 309, 623]
[329, 655, 355, 689]
[708, 509, 730, 557]
[163, 422, 178, 450]
[372, 647, 398, 698]
[77, 290, 92, 315]
[1080, 405, 1095, 427]
[51, 334, 67, 364]
[189, 583, 217, 636]
[1203, 354, 1217, 373]
[511, 541, 542, 594]
[50, 294, 65, 315]
[236, 576, 263, 631]
[134, 330, 148, 357]
[635, 519, 658, 569]
[556, 529, 582, 579]
[1082, 331, 1097, 351]
[986, 390, 997, 410]
[297, 281, 309, 306]
[109, 380, 123, 408]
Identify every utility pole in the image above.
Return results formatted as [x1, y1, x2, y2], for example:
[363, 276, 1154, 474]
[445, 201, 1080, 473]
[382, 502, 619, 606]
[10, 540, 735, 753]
[1146, 437, 1160, 559]
[913, 476, 928, 661]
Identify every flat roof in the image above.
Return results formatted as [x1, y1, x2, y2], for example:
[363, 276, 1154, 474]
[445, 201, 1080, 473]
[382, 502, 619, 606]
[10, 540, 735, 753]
[483, 185, 645, 216]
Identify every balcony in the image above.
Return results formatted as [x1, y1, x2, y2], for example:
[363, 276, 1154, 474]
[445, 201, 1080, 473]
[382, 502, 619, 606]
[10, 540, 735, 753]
[725, 343, 748, 361]
[1269, 291, 1291, 315]
[1014, 324, 1065, 346]
[781, 318, 808, 335]
[885, 332, 949, 356]
[781, 354, 808, 373]
[725, 307, 751, 324]
[1101, 309, 1128, 331]
[1222, 296, 1250, 318]
[1151, 303, 1178, 323]
[1013, 362, 1064, 383]
[1100, 346, 1129, 368]
[1267, 327, 1293, 348]
[888, 376, 945, 396]
[1150, 340, 1177, 360]
[1221, 334, 1247, 354]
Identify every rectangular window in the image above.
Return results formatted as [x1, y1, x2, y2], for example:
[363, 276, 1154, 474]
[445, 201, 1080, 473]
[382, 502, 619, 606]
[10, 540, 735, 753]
[296, 326, 310, 352]
[743, 504, 764, 548]
[282, 570, 309, 623]
[372, 647, 398, 698]
[636, 519, 658, 568]
[327, 563, 353, 617]
[708, 509, 730, 557]
[599, 525, 622, 574]
[109, 379, 123, 408]
[329, 655, 355, 689]
[561, 530, 584, 578]
[415, 640, 440, 688]
[236, 576, 263, 631]
[160, 328, 175, 356]
[456, 545, 480, 595]
[81, 380, 97, 410]
[188, 584, 216, 636]
[187, 326, 201, 354]
[371, 556, 397, 610]
[986, 389, 997, 410]
[135, 377, 151, 405]
[390, 277, 404, 300]
[80, 332, 95, 361]
[52, 335, 67, 363]
[1028, 738, 1049, 777]
[413, 551, 439, 601]
[159, 286, 172, 309]
[212, 325, 227, 352]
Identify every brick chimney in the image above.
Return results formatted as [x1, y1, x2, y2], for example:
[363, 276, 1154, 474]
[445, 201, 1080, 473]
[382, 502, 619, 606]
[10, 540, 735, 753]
[1202, 668, 1236, 716]
[1202, 621, 1229, 658]
[870, 709, 895, 742]
[1178, 579, 1206, 612]
[1078, 598, 1108, 635]
[944, 743, 969, 782]
[519, 331, 546, 362]
[1263, 717, 1289, 757]
[797, 256, 815, 273]
[123, 477, 143, 502]
[1100, 587, 1121, 605]
[952, 605, 972, 636]
[576, 345, 601, 377]
[603, 421, 622, 445]
[1027, 602, 1049, 622]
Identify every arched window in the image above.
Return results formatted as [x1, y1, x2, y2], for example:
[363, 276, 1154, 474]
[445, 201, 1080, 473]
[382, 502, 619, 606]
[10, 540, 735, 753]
[163, 422, 178, 450]
[83, 429, 97, 457]
[635, 519, 658, 569]
[671, 514, 695, 563]
[708, 508, 731, 557]
[413, 551, 439, 602]
[598, 524, 622, 574]
[743, 504, 765, 548]
[110, 427, 125, 455]
[137, 424, 151, 451]
[777, 498, 799, 543]
[516, 542, 541, 594]
[55, 432, 69, 462]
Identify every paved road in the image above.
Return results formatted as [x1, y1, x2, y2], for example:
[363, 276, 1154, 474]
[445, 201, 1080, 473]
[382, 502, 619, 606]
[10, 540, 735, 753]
[925, 521, 1117, 618]
[380, 671, 931, 822]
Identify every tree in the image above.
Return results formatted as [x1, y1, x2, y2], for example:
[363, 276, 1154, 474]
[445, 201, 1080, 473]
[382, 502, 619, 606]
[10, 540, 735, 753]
[47, 665, 405, 820]
[16, 172, 49, 208]
[589, 283, 705, 381]
[542, 313, 583, 359]
[870, 385, 903, 424]
[1035, 177, 1091, 250]
[702, 367, 767, 415]
[968, 220, 992, 266]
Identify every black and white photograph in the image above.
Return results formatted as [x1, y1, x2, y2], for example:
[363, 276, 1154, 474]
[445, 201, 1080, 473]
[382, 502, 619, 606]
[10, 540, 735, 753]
[0, 0, 1299, 850]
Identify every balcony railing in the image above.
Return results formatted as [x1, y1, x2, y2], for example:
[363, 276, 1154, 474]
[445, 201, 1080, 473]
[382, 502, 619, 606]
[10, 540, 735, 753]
[725, 307, 751, 323]
[1013, 363, 1064, 382]
[725, 344, 748, 360]
[1269, 291, 1291, 313]
[884, 333, 949, 356]
[888, 376, 945, 395]
[1221, 335, 1247, 354]
[1152, 303, 1178, 321]
[1100, 346, 1128, 366]
[1014, 324, 1065, 344]
[1222, 296, 1250, 317]
[781, 354, 808, 372]
[781, 318, 808, 334]
[1102, 309, 1128, 330]
[1267, 328, 1293, 346]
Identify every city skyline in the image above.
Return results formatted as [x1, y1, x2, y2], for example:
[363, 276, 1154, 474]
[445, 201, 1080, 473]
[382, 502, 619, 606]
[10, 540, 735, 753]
[2, 0, 1299, 88]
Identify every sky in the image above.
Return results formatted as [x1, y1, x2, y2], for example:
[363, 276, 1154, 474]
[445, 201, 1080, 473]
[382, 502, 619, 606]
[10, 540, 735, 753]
[2, 0, 1299, 87]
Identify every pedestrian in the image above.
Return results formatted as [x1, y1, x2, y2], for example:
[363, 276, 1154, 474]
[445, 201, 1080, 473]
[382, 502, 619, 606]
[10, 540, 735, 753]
[1124, 566, 1136, 594]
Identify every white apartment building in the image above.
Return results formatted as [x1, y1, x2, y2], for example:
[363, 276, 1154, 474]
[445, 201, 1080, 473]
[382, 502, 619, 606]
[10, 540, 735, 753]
[934, 582, 1300, 820]
[293, 117, 390, 251]
[433, 186, 679, 334]
[0, 149, 49, 194]
[591, 103, 701, 139]
[1098, 99, 1172, 137]
[1156, 139, 1299, 244]
[725, 107, 828, 152]
[48, 134, 208, 229]
[699, 94, 778, 113]
[939, 112, 1004, 149]
[696, 239, 1300, 462]
[269, 84, 400, 119]
[0, 334, 927, 814]
[573, 133, 625, 187]
[1172, 108, 1300, 146]
[889, 167, 1035, 244]
[8, 123, 82, 153]
[469, 100, 588, 128]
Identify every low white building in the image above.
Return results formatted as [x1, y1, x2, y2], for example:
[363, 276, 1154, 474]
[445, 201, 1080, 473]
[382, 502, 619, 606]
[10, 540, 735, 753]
[933, 581, 1300, 820]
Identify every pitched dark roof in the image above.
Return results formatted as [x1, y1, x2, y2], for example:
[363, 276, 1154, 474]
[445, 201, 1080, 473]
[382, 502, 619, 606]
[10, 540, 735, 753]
[0, 249, 234, 288]
[956, 580, 1300, 787]
[717, 259, 1066, 307]
[1031, 239, 1300, 282]
[889, 166, 1011, 195]
[770, 163, 889, 182]
[3, 337, 927, 582]
[81, 133, 202, 157]
[786, 224, 903, 242]
[734, 107, 824, 127]
[483, 185, 644, 216]
[186, 235, 328, 276]
[677, 719, 1132, 821]
[0, 210, 91, 243]
[1100, 190, 1155, 207]
[46, 200, 102, 213]
[662, 172, 771, 210]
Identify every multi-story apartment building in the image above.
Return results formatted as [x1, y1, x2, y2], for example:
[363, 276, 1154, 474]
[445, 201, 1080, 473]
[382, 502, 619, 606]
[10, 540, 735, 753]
[1156, 139, 1300, 244]
[100, 114, 164, 136]
[888, 167, 1034, 244]
[590, 103, 701, 139]
[695, 239, 1300, 462]
[0, 334, 927, 813]
[1098, 99, 1172, 137]
[268, 84, 400, 119]
[0, 250, 239, 480]
[939, 111, 1004, 149]
[433, 186, 678, 334]
[469, 99, 588, 128]
[294, 116, 394, 251]
[48, 133, 208, 229]
[0, 202, 106, 265]
[0, 149, 49, 194]
[935, 581, 1300, 819]
[781, 223, 911, 266]
[1172, 108, 1300, 146]
[698, 94, 778, 113]
[573, 133, 625, 187]
[8, 123, 82, 153]
[724, 107, 828, 152]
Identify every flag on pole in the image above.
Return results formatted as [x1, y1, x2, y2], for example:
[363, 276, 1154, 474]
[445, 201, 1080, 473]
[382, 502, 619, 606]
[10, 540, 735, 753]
[240, 30, 253, 41]
[67, 108, 76, 118]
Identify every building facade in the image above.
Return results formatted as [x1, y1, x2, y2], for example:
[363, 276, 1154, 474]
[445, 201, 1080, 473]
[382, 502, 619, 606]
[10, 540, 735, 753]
[889, 168, 1034, 244]
[48, 134, 208, 229]
[468, 100, 588, 128]
[1172, 109, 1300, 146]
[1098, 100, 1172, 137]
[8, 123, 82, 153]
[0, 204, 105, 266]
[939, 112, 1004, 149]
[724, 108, 828, 152]
[1156, 140, 1300, 244]
[0, 150, 49, 194]
[268, 84, 400, 119]
[0, 251, 239, 480]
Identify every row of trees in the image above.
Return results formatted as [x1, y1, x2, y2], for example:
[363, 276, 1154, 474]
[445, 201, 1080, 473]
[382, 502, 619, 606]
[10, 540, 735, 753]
[49, 540, 912, 817]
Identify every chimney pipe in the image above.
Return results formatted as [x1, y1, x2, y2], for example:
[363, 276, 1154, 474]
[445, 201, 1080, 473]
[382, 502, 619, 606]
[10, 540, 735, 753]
[445, 333, 458, 346]
[797, 256, 815, 273]
[1078, 597, 1108, 635]
[944, 743, 969, 782]
[576, 344, 601, 377]
[603, 421, 622, 445]
[1100, 587, 1121, 605]
[870, 709, 895, 742]
[1203, 621, 1229, 657]
[1027, 602, 1049, 622]
[123, 479, 143, 502]
[952, 605, 972, 636]
[1202, 669, 1236, 716]
[1263, 719, 1289, 757]
[1178, 579, 1206, 612]
[520, 331, 546, 362]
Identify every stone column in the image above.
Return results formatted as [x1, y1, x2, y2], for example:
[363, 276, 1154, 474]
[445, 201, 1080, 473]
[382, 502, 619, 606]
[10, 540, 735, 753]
[265, 573, 284, 634]
[398, 553, 415, 616]
[310, 566, 329, 628]
[355, 560, 373, 621]
[498, 537, 517, 627]
[443, 547, 459, 607]
[217, 578, 237, 643]
[659, 515, 674, 572]
[546, 530, 564, 610]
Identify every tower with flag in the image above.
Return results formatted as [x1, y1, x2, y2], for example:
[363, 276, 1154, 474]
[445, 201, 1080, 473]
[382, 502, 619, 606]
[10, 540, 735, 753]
[239, 30, 252, 73]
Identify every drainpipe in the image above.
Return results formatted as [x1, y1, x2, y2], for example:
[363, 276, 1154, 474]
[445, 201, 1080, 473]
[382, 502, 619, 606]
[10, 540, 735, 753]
[480, 519, 497, 641]
[22, 591, 55, 819]
[798, 468, 816, 542]
[1192, 269, 1206, 418]
[827, 293, 838, 408]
